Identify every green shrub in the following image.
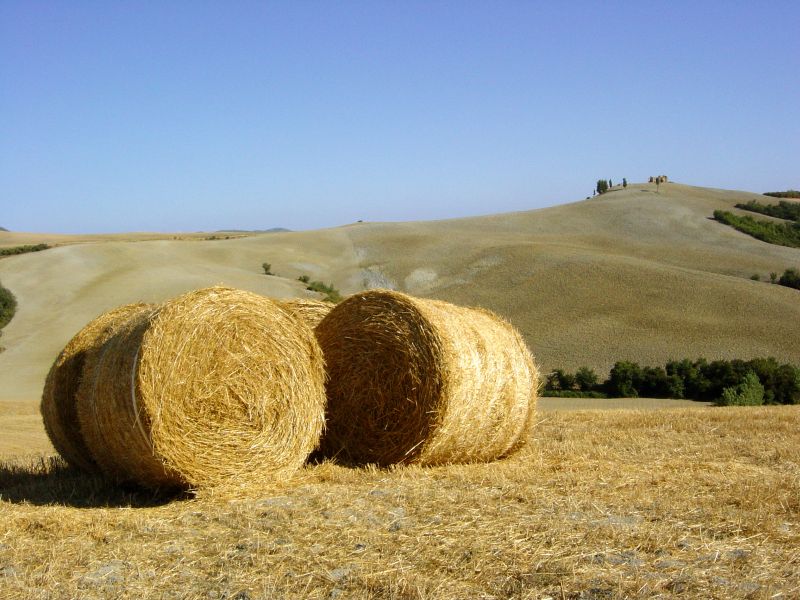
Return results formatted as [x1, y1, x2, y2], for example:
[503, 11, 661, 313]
[607, 361, 640, 397]
[736, 199, 800, 221]
[262, 262, 273, 275]
[778, 268, 800, 290]
[718, 372, 765, 406]
[305, 280, 342, 303]
[575, 366, 599, 392]
[774, 365, 800, 404]
[297, 275, 310, 284]
[0, 243, 50, 256]
[763, 190, 800, 199]
[666, 359, 708, 399]
[546, 369, 577, 391]
[0, 282, 16, 331]
[713, 210, 800, 248]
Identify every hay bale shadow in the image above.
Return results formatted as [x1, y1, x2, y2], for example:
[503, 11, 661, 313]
[0, 455, 187, 507]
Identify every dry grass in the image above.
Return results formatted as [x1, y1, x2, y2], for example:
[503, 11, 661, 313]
[76, 287, 327, 490]
[316, 290, 538, 466]
[1, 406, 796, 599]
[0, 401, 54, 458]
[0, 230, 252, 250]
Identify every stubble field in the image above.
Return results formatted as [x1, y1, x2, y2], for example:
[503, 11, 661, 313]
[1, 406, 797, 599]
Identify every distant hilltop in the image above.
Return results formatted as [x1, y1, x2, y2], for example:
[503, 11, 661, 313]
[0, 227, 8, 232]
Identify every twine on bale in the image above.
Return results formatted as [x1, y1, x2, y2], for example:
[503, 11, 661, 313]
[76, 286, 327, 490]
[40, 303, 154, 472]
[280, 298, 335, 329]
[315, 289, 539, 466]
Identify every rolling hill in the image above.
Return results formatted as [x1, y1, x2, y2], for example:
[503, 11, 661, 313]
[1, 181, 799, 403]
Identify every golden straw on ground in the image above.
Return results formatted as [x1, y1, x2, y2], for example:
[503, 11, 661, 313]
[280, 298, 334, 329]
[76, 286, 326, 490]
[315, 289, 539, 466]
[40, 303, 153, 472]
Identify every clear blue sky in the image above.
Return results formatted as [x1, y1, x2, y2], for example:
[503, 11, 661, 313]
[1, 2, 798, 233]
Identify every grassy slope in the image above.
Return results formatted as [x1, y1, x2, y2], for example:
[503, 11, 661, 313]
[1, 407, 797, 599]
[0, 182, 799, 401]
[0, 229, 360, 400]
[346, 183, 800, 373]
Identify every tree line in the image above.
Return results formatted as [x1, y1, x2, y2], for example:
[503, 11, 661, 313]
[0, 243, 50, 257]
[736, 199, 800, 222]
[763, 190, 800, 199]
[713, 210, 800, 248]
[594, 178, 627, 196]
[544, 357, 800, 405]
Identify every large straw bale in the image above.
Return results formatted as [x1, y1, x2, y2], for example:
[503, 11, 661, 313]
[76, 286, 326, 490]
[40, 303, 153, 471]
[315, 289, 539, 466]
[280, 298, 334, 329]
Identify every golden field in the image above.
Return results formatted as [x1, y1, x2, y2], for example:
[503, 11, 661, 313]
[1, 407, 798, 599]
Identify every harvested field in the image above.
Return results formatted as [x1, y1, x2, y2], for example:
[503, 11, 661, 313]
[0, 401, 53, 459]
[1, 406, 797, 599]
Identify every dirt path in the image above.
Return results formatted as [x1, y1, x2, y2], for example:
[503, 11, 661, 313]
[539, 397, 713, 411]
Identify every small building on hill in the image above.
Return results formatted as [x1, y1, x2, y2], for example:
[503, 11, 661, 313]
[648, 175, 669, 184]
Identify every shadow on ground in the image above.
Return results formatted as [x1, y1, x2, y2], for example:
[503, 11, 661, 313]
[0, 456, 187, 507]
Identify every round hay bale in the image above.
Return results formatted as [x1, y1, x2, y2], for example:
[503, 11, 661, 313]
[76, 286, 326, 490]
[315, 289, 539, 466]
[280, 298, 334, 329]
[40, 303, 154, 472]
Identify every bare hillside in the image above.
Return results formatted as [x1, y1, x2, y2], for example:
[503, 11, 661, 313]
[1, 182, 798, 402]
[345, 183, 800, 373]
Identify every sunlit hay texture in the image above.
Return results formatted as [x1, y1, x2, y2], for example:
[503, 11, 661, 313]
[40, 303, 154, 472]
[76, 286, 327, 490]
[280, 298, 334, 329]
[315, 289, 539, 466]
